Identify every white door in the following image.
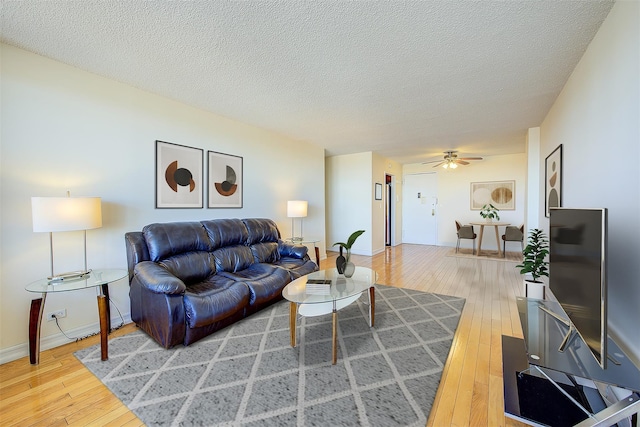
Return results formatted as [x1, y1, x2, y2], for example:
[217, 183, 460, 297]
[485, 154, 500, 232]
[402, 173, 438, 245]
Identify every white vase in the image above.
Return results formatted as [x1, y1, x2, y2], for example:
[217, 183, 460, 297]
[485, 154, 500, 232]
[344, 262, 356, 278]
[524, 279, 545, 299]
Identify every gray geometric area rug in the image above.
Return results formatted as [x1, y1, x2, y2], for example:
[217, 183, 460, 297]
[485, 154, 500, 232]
[75, 285, 465, 427]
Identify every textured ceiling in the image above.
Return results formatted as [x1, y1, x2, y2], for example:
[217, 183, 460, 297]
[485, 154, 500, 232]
[1, 1, 614, 164]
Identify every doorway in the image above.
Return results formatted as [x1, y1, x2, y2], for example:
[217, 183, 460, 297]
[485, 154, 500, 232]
[385, 174, 393, 246]
[402, 173, 438, 245]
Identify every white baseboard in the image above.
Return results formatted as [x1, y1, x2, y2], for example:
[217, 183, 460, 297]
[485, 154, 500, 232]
[0, 313, 132, 365]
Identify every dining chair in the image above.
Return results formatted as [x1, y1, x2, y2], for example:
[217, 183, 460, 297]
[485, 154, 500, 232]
[455, 220, 477, 254]
[502, 224, 525, 257]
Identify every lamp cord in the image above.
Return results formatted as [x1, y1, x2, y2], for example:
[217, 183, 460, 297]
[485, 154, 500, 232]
[51, 297, 126, 342]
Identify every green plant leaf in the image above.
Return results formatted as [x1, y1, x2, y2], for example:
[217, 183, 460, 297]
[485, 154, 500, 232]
[332, 229, 365, 250]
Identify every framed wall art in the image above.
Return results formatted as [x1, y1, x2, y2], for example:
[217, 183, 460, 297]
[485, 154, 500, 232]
[470, 180, 515, 210]
[208, 151, 243, 208]
[155, 140, 203, 208]
[545, 144, 562, 217]
[375, 183, 383, 200]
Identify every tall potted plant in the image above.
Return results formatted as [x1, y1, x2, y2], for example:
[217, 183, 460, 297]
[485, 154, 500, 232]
[333, 230, 365, 277]
[516, 228, 549, 298]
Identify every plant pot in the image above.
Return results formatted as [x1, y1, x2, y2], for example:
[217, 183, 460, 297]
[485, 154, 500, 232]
[344, 262, 355, 278]
[524, 279, 545, 299]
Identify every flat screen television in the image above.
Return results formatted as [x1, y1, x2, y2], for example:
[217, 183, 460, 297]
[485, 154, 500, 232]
[549, 207, 608, 369]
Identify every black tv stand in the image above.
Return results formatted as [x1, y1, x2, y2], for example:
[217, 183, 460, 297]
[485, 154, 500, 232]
[503, 297, 640, 426]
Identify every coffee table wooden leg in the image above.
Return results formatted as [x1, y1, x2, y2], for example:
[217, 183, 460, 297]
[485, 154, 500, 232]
[289, 302, 297, 347]
[98, 294, 109, 361]
[369, 286, 375, 327]
[332, 309, 338, 365]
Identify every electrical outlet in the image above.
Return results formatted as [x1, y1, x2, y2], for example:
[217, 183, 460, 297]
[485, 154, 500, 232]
[47, 309, 66, 321]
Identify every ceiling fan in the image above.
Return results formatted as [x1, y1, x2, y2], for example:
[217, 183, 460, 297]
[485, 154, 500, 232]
[422, 151, 483, 169]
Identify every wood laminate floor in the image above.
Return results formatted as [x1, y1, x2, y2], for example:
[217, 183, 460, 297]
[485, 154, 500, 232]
[0, 244, 528, 426]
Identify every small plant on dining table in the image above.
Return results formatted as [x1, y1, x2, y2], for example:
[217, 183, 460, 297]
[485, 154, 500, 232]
[479, 204, 500, 221]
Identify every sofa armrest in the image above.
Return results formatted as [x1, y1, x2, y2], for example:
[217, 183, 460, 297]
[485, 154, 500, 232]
[133, 261, 186, 294]
[278, 240, 309, 259]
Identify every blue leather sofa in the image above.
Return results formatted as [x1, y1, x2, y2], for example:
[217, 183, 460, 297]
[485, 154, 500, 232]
[124, 218, 317, 348]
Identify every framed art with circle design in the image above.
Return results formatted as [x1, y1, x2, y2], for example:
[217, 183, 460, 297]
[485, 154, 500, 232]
[470, 180, 515, 210]
[545, 144, 562, 217]
[208, 150, 243, 208]
[155, 140, 203, 208]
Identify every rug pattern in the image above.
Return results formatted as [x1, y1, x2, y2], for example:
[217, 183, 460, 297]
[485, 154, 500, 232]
[75, 285, 465, 426]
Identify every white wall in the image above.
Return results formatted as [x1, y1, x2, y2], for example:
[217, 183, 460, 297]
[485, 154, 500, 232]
[403, 153, 527, 250]
[0, 44, 326, 362]
[326, 152, 402, 256]
[538, 1, 639, 363]
[325, 152, 372, 256]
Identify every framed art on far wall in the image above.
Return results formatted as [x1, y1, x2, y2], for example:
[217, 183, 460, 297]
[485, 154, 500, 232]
[545, 144, 562, 217]
[208, 151, 243, 208]
[155, 140, 203, 208]
[470, 180, 515, 210]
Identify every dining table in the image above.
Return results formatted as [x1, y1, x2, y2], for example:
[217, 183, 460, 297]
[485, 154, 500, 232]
[469, 221, 510, 257]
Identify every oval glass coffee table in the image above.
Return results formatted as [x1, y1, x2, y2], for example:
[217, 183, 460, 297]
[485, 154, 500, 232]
[282, 267, 378, 364]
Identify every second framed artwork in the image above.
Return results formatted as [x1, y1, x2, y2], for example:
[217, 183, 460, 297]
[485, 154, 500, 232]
[208, 151, 243, 208]
[545, 144, 562, 217]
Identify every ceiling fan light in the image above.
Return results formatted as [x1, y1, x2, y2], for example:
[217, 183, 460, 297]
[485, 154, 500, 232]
[442, 163, 448, 169]
[450, 162, 458, 169]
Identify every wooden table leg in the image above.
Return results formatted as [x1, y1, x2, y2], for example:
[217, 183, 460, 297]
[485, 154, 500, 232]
[332, 309, 338, 365]
[289, 302, 297, 347]
[314, 246, 320, 267]
[101, 283, 111, 333]
[98, 294, 109, 361]
[476, 225, 485, 256]
[28, 294, 46, 365]
[493, 225, 503, 257]
[369, 287, 375, 327]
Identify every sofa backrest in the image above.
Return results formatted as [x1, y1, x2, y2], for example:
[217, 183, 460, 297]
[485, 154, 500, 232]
[202, 218, 248, 250]
[143, 222, 213, 262]
[125, 218, 286, 282]
[159, 252, 217, 285]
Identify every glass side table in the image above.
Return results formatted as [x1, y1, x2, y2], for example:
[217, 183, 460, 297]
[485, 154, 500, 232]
[25, 268, 128, 365]
[284, 238, 320, 266]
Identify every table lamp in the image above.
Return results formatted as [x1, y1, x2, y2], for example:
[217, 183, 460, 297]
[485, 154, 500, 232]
[31, 194, 102, 282]
[287, 200, 308, 241]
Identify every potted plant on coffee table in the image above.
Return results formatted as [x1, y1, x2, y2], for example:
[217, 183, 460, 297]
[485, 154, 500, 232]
[333, 230, 365, 277]
[516, 228, 549, 299]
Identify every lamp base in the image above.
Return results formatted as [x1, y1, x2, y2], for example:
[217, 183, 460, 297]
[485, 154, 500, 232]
[48, 269, 92, 284]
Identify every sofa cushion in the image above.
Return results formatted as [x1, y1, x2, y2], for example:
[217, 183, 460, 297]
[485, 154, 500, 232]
[274, 258, 318, 279]
[213, 245, 255, 273]
[159, 252, 216, 285]
[143, 222, 212, 262]
[218, 263, 290, 306]
[250, 242, 281, 264]
[202, 218, 249, 250]
[183, 279, 250, 328]
[243, 218, 280, 244]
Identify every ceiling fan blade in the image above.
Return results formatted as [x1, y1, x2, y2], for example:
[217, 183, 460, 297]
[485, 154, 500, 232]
[456, 160, 470, 165]
[458, 157, 483, 161]
[422, 159, 444, 164]
[431, 161, 446, 168]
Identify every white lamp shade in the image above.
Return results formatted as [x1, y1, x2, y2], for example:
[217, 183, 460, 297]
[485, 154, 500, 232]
[32, 197, 102, 232]
[287, 200, 308, 218]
